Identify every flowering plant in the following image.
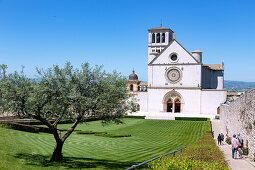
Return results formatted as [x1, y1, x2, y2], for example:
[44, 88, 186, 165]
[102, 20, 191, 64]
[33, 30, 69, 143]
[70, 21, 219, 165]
[242, 147, 249, 155]
[225, 137, 231, 145]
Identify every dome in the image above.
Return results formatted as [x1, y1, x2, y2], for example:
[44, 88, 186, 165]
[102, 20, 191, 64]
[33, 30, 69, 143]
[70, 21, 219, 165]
[129, 70, 138, 80]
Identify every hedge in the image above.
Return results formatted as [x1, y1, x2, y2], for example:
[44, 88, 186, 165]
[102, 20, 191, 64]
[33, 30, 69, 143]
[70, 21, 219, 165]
[0, 122, 53, 133]
[175, 117, 209, 121]
[16, 117, 104, 126]
[124, 116, 145, 119]
[77, 131, 106, 134]
[95, 133, 131, 138]
[149, 132, 229, 169]
[77, 131, 131, 138]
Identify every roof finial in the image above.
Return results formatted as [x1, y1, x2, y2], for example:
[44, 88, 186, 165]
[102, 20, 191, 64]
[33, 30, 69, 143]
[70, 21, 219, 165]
[160, 19, 163, 27]
[173, 34, 176, 40]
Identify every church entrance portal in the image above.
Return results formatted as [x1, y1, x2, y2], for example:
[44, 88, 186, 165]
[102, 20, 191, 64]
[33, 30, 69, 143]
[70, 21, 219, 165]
[163, 91, 183, 113]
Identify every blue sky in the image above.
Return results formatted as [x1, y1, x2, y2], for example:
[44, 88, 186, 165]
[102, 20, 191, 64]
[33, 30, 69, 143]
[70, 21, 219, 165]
[0, 0, 254, 81]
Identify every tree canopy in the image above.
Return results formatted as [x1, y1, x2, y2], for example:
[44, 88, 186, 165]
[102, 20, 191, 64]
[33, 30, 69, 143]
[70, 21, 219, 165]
[0, 62, 132, 161]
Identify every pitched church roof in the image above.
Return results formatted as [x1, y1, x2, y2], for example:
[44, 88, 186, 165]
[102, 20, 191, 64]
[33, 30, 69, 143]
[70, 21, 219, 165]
[148, 27, 174, 32]
[203, 64, 224, 70]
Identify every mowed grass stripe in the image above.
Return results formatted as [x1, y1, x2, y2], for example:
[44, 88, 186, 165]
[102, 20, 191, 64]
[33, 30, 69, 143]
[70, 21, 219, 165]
[0, 118, 209, 169]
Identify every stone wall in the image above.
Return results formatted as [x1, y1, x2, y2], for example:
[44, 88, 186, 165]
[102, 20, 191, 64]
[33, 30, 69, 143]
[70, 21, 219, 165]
[220, 89, 255, 159]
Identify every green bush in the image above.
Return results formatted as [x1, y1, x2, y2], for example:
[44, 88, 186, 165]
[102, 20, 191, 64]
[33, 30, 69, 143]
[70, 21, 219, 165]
[77, 131, 106, 134]
[124, 116, 145, 119]
[16, 117, 103, 126]
[242, 147, 249, 155]
[77, 130, 131, 138]
[225, 137, 232, 145]
[1, 122, 40, 133]
[149, 133, 229, 169]
[96, 133, 131, 138]
[1, 122, 54, 133]
[175, 117, 209, 121]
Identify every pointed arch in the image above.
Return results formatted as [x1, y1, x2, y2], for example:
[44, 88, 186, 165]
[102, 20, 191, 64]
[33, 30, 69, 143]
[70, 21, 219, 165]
[162, 90, 184, 104]
[162, 90, 184, 113]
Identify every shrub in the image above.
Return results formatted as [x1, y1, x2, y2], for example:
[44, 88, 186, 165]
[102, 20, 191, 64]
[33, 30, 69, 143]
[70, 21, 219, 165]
[249, 123, 252, 129]
[225, 137, 232, 145]
[77, 131, 131, 138]
[96, 133, 131, 138]
[149, 133, 229, 169]
[16, 117, 103, 126]
[124, 116, 145, 119]
[175, 117, 209, 121]
[77, 131, 106, 134]
[1, 122, 40, 133]
[242, 147, 249, 155]
[0, 122, 54, 133]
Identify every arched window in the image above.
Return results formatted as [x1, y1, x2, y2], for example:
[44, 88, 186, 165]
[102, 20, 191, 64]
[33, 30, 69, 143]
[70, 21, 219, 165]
[156, 33, 160, 43]
[137, 104, 140, 111]
[152, 33, 155, 43]
[130, 84, 133, 91]
[167, 99, 173, 112]
[175, 98, 181, 113]
[138, 86, 140, 91]
[162, 33, 165, 43]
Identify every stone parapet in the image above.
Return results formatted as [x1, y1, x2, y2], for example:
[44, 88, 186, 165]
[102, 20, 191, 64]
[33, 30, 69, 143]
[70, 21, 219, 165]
[220, 89, 255, 159]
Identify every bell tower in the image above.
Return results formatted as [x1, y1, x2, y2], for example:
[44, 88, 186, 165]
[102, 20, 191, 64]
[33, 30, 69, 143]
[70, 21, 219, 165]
[148, 27, 174, 64]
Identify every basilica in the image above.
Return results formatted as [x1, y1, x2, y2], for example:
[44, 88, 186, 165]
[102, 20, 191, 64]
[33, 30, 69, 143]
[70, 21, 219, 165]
[128, 27, 226, 117]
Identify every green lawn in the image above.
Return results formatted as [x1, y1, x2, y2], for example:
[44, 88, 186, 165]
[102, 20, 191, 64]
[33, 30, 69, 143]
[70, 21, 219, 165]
[0, 118, 210, 169]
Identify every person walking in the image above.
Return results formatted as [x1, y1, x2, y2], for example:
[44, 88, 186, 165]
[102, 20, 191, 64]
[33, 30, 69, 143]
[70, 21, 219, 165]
[220, 133, 224, 144]
[231, 134, 239, 159]
[237, 133, 243, 158]
[217, 134, 222, 145]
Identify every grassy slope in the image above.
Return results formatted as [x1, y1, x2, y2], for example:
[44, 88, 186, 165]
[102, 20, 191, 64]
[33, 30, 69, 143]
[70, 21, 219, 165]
[0, 119, 209, 169]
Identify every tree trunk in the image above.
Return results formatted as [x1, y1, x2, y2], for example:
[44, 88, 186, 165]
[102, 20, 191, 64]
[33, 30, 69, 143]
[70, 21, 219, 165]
[50, 141, 64, 162]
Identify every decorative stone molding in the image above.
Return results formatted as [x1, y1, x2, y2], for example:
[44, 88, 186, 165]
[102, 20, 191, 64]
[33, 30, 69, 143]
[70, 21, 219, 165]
[165, 67, 182, 84]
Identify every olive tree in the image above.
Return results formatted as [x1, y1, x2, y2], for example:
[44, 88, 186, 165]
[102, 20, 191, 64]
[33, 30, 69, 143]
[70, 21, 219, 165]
[0, 62, 132, 161]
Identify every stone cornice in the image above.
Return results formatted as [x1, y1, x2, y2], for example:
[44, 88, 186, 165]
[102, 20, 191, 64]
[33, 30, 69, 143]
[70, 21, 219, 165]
[201, 89, 227, 91]
[148, 63, 202, 66]
[148, 86, 201, 90]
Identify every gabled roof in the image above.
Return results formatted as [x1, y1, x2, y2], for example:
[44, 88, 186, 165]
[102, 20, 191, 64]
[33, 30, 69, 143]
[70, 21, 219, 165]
[148, 27, 174, 32]
[203, 64, 224, 71]
[148, 39, 199, 65]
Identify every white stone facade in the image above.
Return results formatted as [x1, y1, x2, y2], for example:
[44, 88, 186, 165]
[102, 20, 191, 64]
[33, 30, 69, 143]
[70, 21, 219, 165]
[128, 27, 227, 117]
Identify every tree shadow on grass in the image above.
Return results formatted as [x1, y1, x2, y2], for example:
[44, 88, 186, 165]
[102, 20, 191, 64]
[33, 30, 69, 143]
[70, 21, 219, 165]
[14, 153, 142, 169]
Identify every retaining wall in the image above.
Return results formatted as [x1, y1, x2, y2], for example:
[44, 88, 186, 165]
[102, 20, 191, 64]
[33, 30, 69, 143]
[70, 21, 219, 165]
[220, 89, 255, 159]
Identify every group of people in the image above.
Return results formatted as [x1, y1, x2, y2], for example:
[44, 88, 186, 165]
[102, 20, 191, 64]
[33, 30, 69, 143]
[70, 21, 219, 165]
[217, 133, 224, 145]
[216, 132, 243, 159]
[232, 133, 243, 159]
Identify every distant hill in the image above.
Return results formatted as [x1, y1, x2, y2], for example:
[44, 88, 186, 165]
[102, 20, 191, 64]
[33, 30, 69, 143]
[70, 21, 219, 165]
[224, 80, 255, 92]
